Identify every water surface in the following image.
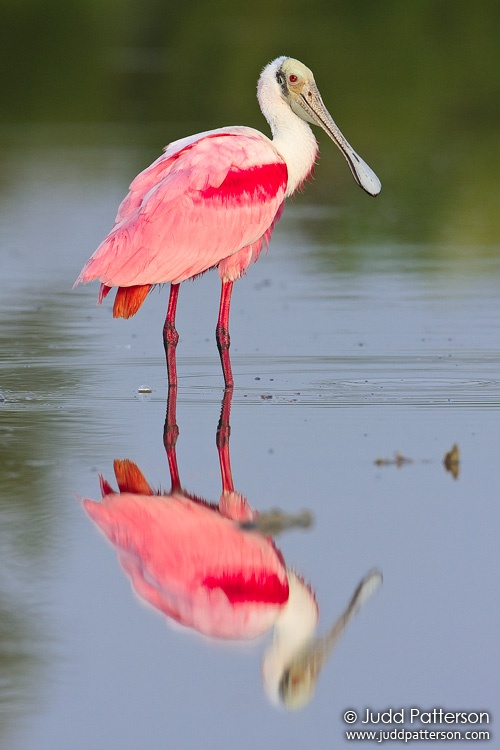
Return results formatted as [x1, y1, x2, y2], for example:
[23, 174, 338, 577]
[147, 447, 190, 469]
[1, 141, 499, 749]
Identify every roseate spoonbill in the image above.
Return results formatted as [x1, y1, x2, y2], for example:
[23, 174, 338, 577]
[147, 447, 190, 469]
[75, 56, 381, 387]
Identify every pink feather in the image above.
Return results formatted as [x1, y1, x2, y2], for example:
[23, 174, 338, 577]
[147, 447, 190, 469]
[76, 130, 287, 297]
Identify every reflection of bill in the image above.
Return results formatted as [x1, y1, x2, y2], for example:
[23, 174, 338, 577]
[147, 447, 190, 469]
[267, 568, 382, 709]
[81, 388, 382, 709]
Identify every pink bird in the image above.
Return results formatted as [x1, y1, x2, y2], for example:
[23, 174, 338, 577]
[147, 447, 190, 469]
[75, 56, 381, 387]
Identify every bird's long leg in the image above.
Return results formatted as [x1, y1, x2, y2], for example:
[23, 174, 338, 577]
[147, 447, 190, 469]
[216, 280, 234, 389]
[163, 283, 180, 387]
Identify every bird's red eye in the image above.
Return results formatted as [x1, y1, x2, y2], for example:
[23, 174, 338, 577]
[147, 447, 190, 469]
[289, 74, 298, 83]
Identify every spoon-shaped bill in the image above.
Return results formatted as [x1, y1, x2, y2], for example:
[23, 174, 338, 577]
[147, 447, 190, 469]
[296, 83, 382, 197]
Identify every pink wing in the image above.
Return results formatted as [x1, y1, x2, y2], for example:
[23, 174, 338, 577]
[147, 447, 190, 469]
[76, 128, 287, 287]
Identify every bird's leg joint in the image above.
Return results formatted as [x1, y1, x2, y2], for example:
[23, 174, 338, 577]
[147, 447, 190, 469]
[163, 321, 179, 350]
[216, 325, 230, 353]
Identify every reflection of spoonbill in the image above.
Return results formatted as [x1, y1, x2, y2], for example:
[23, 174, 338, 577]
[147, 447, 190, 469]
[83, 460, 381, 706]
[83, 459, 292, 639]
[75, 56, 381, 387]
[81, 389, 382, 708]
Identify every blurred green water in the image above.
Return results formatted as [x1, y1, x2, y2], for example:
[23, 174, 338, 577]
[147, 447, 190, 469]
[1, 0, 499, 245]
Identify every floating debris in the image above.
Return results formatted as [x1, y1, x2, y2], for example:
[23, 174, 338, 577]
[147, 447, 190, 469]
[374, 452, 413, 468]
[443, 443, 460, 480]
[240, 508, 313, 536]
[137, 385, 153, 394]
[374, 444, 460, 479]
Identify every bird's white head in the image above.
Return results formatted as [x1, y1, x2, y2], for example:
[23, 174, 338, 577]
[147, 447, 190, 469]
[258, 56, 381, 197]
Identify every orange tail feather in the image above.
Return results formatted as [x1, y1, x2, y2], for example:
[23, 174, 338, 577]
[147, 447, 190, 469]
[113, 285, 151, 319]
[113, 459, 153, 495]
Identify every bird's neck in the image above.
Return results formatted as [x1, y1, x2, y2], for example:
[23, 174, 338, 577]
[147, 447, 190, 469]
[258, 84, 318, 197]
[273, 120, 318, 197]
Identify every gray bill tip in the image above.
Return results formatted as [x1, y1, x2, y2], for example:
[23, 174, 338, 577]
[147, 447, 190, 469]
[348, 151, 382, 196]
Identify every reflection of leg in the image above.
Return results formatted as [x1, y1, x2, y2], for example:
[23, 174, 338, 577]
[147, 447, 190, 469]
[216, 388, 234, 493]
[216, 281, 234, 389]
[163, 384, 180, 491]
[215, 389, 254, 522]
[163, 283, 180, 386]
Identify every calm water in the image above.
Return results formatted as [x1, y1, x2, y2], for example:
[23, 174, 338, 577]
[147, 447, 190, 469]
[1, 141, 499, 749]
